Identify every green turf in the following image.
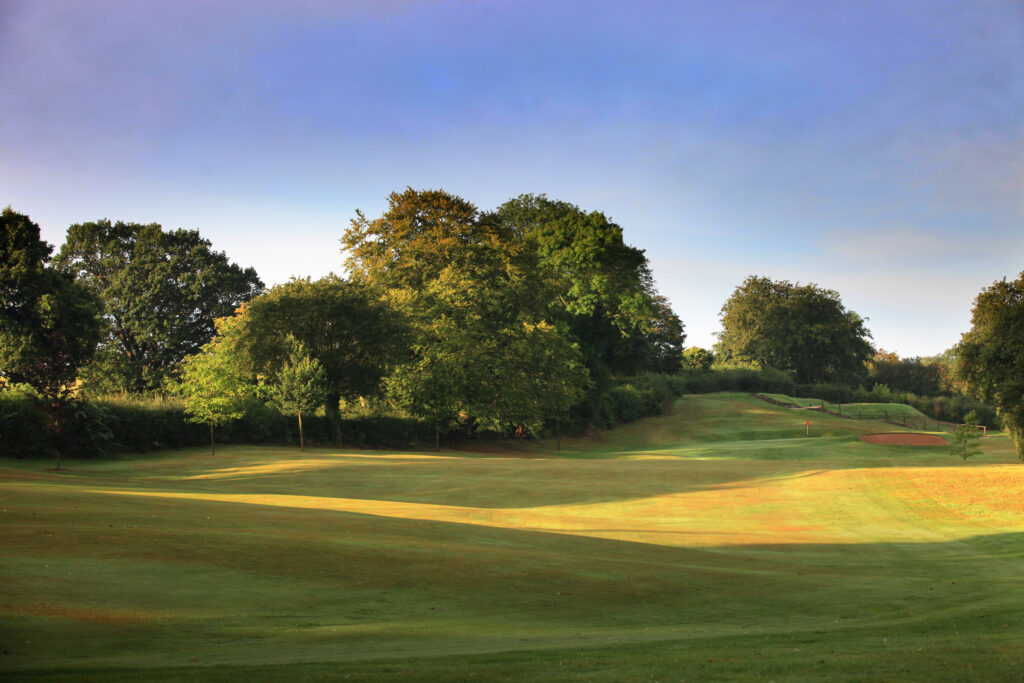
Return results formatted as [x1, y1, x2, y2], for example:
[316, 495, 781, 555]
[759, 393, 934, 422]
[2, 392, 1022, 681]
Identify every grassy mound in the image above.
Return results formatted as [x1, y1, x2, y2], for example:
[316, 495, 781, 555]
[2, 393, 1022, 680]
[759, 392, 931, 420]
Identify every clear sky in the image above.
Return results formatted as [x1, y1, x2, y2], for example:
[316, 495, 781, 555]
[2, 0, 1021, 356]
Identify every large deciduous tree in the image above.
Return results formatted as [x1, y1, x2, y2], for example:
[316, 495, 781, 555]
[716, 275, 873, 383]
[343, 189, 591, 438]
[1, 208, 101, 466]
[0, 209, 100, 401]
[223, 276, 406, 444]
[54, 220, 263, 394]
[493, 194, 684, 378]
[957, 272, 1024, 460]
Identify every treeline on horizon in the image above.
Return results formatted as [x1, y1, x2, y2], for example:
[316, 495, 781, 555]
[1, 191, 1021, 461]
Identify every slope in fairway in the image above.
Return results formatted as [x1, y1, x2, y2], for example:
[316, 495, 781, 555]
[2, 392, 1023, 681]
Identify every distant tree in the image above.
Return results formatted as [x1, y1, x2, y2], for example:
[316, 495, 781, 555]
[949, 410, 983, 462]
[262, 337, 328, 451]
[169, 334, 252, 456]
[1, 208, 101, 467]
[716, 275, 873, 383]
[224, 276, 406, 444]
[868, 350, 943, 396]
[54, 220, 263, 393]
[958, 272, 1024, 460]
[682, 346, 714, 371]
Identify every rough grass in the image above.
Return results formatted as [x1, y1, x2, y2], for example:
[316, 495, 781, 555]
[2, 393, 1023, 681]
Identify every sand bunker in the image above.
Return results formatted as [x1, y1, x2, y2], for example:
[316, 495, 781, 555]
[860, 432, 948, 446]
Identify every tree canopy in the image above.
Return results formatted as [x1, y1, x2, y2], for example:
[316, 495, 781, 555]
[54, 220, 263, 393]
[493, 194, 684, 378]
[261, 337, 327, 452]
[716, 275, 873, 383]
[221, 275, 406, 443]
[169, 323, 252, 456]
[1, 208, 101, 403]
[958, 272, 1024, 460]
[343, 189, 592, 437]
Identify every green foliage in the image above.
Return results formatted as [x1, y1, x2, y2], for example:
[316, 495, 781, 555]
[868, 350, 945, 396]
[0, 385, 50, 458]
[54, 219, 263, 394]
[261, 338, 328, 450]
[1, 208, 102, 404]
[494, 194, 684, 377]
[344, 189, 592, 439]
[682, 346, 714, 371]
[950, 411, 983, 462]
[716, 275, 873, 384]
[223, 276, 406, 442]
[680, 368, 796, 395]
[958, 272, 1024, 460]
[169, 338, 253, 454]
[262, 338, 328, 417]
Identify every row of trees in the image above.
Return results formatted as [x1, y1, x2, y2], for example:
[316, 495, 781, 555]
[2, 191, 687, 454]
[176, 190, 686, 450]
[3, 196, 1023, 461]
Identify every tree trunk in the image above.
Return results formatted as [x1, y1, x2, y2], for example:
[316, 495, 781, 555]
[556, 414, 561, 451]
[435, 424, 440, 452]
[209, 421, 215, 456]
[298, 412, 305, 452]
[325, 393, 343, 446]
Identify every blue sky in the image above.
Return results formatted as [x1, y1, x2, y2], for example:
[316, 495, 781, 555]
[2, 0, 1021, 355]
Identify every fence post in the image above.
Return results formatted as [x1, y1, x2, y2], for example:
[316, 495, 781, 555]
[884, 410, 889, 422]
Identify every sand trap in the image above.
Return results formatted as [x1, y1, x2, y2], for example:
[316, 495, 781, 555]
[860, 432, 948, 446]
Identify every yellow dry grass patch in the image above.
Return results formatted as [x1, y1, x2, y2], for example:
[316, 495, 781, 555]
[92, 464, 1024, 548]
[182, 453, 458, 479]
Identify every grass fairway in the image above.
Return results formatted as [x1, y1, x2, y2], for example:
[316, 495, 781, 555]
[2, 392, 1023, 681]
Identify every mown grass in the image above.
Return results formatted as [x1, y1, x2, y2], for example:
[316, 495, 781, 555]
[2, 392, 1023, 681]
[759, 392, 936, 421]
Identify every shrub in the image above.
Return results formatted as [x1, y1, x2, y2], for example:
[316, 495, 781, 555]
[0, 388, 50, 458]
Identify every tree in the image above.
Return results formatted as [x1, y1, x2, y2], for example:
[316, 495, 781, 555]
[493, 194, 684, 378]
[169, 333, 252, 456]
[344, 189, 591, 440]
[682, 346, 714, 371]
[958, 272, 1024, 460]
[54, 220, 263, 393]
[223, 276, 406, 444]
[868, 350, 944, 396]
[949, 411, 982, 462]
[1, 208, 101, 467]
[262, 337, 327, 451]
[716, 275, 873, 383]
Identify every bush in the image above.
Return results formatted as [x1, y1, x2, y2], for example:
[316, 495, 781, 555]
[676, 368, 795, 395]
[0, 388, 50, 458]
[792, 383, 856, 404]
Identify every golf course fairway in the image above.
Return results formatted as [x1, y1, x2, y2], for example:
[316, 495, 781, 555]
[2, 393, 1023, 680]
